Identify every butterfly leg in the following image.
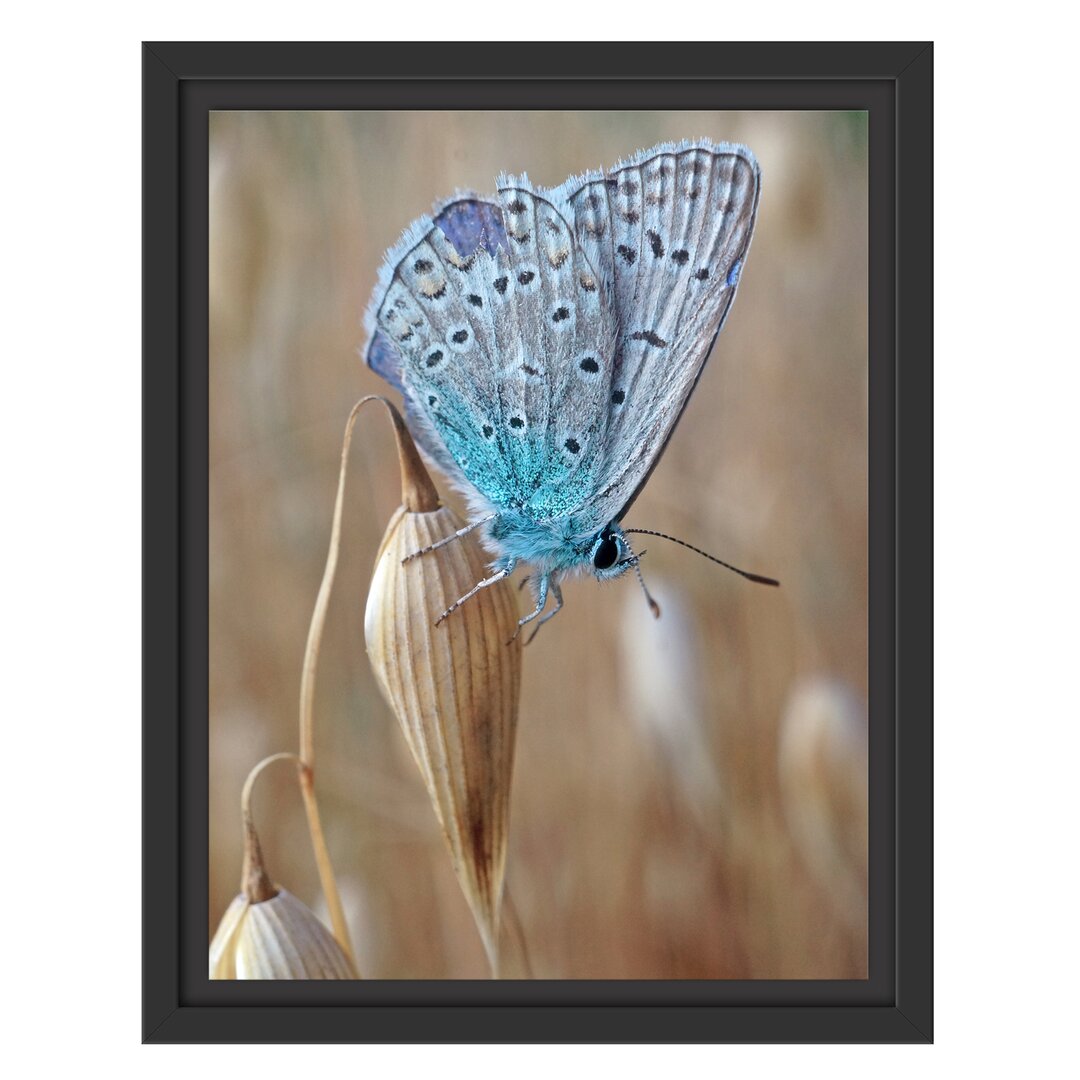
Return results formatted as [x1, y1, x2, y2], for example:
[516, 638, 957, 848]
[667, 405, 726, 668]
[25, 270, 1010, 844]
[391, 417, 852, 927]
[507, 573, 550, 644]
[524, 581, 564, 645]
[401, 513, 496, 565]
[435, 559, 517, 626]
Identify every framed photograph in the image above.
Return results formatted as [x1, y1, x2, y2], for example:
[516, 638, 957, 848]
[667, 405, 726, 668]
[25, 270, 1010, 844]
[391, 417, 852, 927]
[144, 41, 932, 1043]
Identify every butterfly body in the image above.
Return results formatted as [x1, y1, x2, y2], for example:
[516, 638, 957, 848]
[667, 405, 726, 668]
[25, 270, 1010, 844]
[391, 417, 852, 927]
[364, 139, 761, 629]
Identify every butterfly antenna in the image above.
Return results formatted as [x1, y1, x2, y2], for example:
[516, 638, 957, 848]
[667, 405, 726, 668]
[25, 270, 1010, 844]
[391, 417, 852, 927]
[622, 540, 662, 619]
[623, 529, 780, 587]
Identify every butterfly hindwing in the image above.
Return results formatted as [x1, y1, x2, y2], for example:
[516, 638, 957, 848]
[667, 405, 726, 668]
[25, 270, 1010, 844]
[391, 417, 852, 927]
[365, 188, 615, 517]
[366, 208, 503, 489]
[550, 140, 761, 527]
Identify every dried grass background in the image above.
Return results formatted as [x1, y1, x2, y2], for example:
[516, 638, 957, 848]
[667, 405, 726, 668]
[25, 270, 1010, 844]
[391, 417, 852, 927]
[209, 110, 868, 979]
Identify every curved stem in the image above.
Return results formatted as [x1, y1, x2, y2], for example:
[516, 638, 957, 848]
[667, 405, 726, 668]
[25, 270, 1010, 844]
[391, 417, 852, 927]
[241, 751, 303, 814]
[297, 395, 439, 972]
[297, 763, 352, 963]
[239, 752, 301, 903]
[299, 396, 438, 763]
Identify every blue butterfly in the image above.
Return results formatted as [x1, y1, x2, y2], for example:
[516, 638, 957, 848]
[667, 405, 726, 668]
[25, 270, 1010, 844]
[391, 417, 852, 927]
[364, 139, 770, 640]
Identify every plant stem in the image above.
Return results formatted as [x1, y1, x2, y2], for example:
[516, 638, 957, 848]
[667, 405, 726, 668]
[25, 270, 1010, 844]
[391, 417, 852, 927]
[296, 395, 433, 971]
[240, 752, 301, 903]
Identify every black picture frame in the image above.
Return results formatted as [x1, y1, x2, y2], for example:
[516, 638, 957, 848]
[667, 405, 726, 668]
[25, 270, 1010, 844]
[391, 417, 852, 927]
[144, 41, 932, 1044]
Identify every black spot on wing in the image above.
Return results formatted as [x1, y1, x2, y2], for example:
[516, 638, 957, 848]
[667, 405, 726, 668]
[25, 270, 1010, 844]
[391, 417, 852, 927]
[630, 330, 667, 347]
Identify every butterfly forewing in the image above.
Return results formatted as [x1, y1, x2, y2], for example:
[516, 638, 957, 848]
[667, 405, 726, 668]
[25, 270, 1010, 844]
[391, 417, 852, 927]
[551, 141, 761, 527]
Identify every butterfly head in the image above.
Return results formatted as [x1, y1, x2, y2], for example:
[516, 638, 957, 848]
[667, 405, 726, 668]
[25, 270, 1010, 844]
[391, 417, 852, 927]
[588, 525, 635, 581]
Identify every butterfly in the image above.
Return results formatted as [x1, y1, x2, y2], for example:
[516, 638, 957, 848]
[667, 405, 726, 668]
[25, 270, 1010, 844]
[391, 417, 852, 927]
[363, 139, 769, 640]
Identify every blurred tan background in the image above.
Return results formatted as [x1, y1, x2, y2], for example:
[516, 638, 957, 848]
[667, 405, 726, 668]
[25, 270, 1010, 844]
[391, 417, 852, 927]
[209, 110, 868, 979]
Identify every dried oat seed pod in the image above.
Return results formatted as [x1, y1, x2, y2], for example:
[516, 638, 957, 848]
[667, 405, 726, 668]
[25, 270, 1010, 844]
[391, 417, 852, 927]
[364, 406, 522, 974]
[208, 753, 358, 979]
[209, 887, 358, 979]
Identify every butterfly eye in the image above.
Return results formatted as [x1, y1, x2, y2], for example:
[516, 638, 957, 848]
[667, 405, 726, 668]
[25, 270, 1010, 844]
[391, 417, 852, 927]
[592, 535, 620, 571]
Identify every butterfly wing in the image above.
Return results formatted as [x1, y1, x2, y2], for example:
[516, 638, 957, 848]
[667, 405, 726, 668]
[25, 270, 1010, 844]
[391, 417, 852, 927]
[367, 197, 509, 397]
[548, 139, 761, 527]
[364, 188, 615, 516]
